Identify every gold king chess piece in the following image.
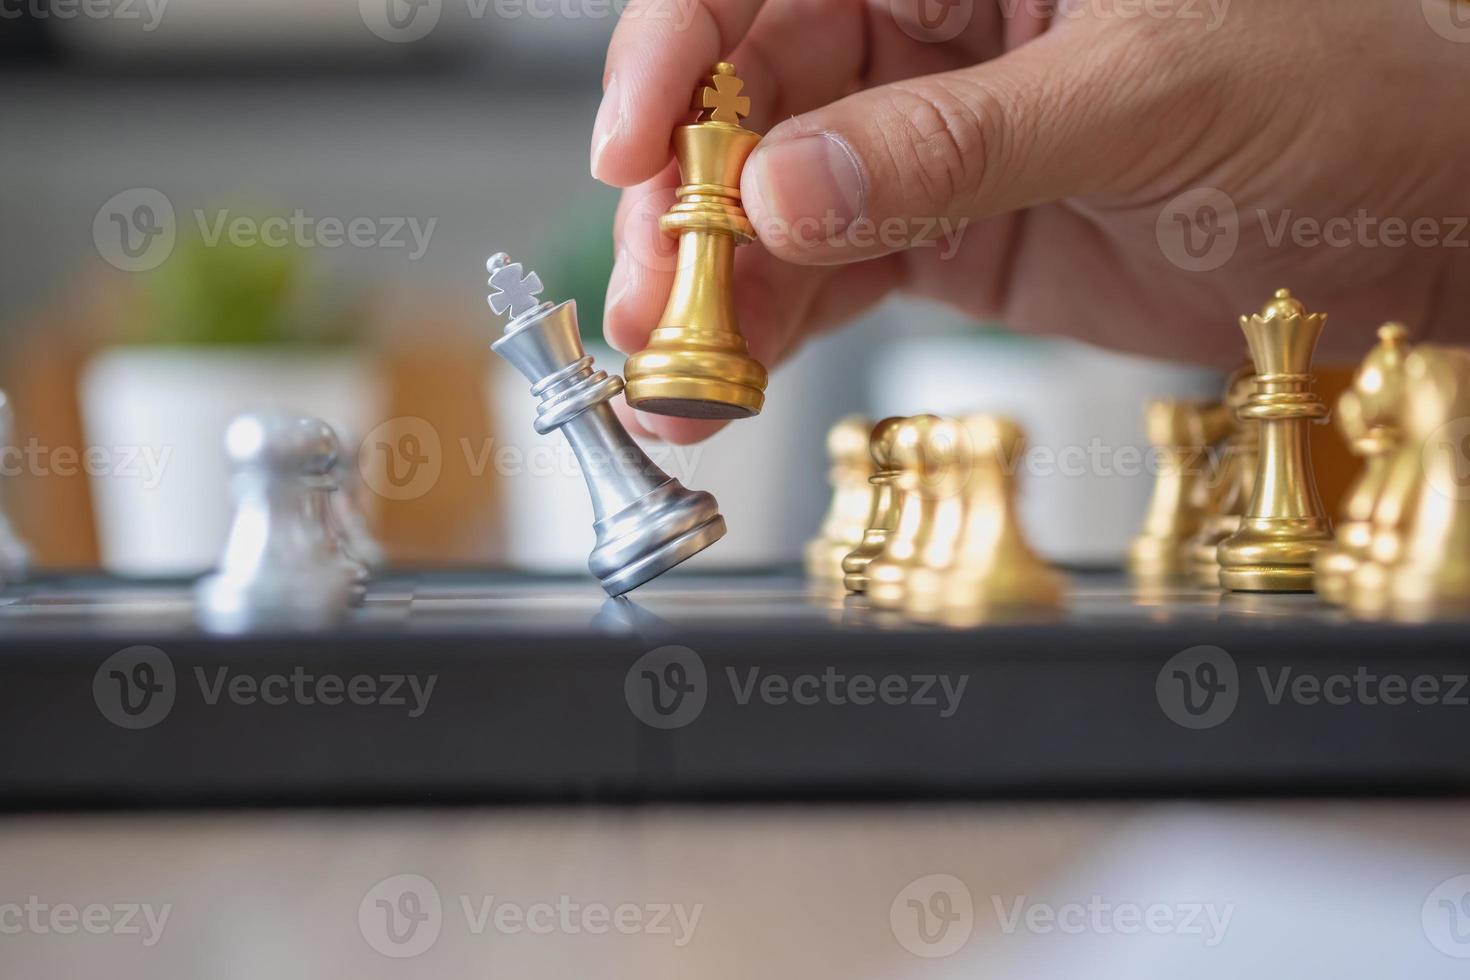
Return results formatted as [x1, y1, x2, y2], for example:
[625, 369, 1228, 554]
[866, 416, 969, 611]
[1189, 367, 1258, 587]
[1218, 289, 1335, 592]
[623, 62, 769, 419]
[841, 417, 906, 594]
[907, 415, 1061, 625]
[1314, 324, 1410, 605]
[1128, 399, 1234, 582]
[805, 416, 875, 581]
[1386, 346, 1470, 618]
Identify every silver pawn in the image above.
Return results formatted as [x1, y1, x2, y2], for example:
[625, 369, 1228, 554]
[0, 392, 30, 585]
[486, 252, 726, 595]
[195, 414, 354, 633]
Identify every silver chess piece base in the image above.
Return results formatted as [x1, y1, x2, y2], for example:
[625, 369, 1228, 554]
[487, 253, 725, 596]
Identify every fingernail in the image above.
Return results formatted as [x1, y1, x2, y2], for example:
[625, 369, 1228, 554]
[745, 133, 865, 246]
[603, 249, 630, 340]
[590, 75, 624, 182]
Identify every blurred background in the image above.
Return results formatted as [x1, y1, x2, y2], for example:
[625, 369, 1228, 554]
[0, 9, 1458, 980]
[0, 0, 1352, 577]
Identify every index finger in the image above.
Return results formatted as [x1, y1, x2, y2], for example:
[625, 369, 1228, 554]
[592, 0, 767, 187]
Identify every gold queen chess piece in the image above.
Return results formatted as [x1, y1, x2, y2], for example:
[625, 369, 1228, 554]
[805, 416, 875, 581]
[623, 63, 769, 419]
[1218, 289, 1335, 592]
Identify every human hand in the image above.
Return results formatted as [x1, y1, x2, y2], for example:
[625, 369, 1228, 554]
[593, 0, 1470, 444]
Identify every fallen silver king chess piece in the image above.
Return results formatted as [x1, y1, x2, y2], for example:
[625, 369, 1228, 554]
[485, 252, 726, 595]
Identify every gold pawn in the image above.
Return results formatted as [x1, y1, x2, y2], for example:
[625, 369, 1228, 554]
[1387, 346, 1470, 618]
[841, 418, 907, 594]
[623, 62, 769, 420]
[1315, 324, 1410, 605]
[866, 416, 969, 611]
[1218, 289, 1334, 593]
[911, 415, 1061, 625]
[1189, 367, 1259, 587]
[804, 416, 875, 581]
[1128, 399, 1234, 582]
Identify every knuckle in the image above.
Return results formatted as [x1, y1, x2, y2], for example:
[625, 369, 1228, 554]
[882, 77, 1006, 217]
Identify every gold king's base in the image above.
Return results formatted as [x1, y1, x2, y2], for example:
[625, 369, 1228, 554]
[623, 322, 767, 419]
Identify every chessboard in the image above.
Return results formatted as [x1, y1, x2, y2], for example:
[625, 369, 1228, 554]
[3, 567, 1468, 811]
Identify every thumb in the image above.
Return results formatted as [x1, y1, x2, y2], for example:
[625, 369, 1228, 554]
[742, 25, 1163, 265]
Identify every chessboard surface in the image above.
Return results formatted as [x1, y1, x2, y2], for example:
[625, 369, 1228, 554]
[0, 566, 1404, 632]
[2, 567, 1467, 810]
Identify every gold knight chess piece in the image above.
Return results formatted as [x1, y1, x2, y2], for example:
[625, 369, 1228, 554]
[1189, 366, 1258, 587]
[1129, 399, 1234, 582]
[1218, 289, 1335, 592]
[805, 415, 875, 581]
[841, 417, 906, 594]
[1348, 366, 1424, 618]
[909, 415, 1061, 625]
[1315, 324, 1410, 605]
[866, 416, 969, 611]
[623, 62, 769, 420]
[1387, 346, 1470, 618]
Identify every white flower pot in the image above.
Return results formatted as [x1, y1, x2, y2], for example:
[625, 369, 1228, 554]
[80, 346, 384, 576]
